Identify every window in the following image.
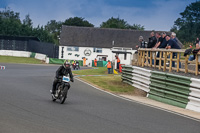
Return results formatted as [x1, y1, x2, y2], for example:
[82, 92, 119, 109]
[67, 46, 79, 51]
[93, 48, 102, 53]
[124, 54, 127, 60]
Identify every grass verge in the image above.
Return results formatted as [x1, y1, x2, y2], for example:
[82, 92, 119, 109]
[74, 67, 137, 94]
[73, 67, 108, 75]
[0, 56, 43, 64]
[80, 76, 134, 94]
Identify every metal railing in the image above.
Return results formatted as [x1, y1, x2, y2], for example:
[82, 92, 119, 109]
[137, 48, 200, 75]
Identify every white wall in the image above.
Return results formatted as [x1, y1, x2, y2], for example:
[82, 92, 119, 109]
[0, 50, 47, 61]
[0, 50, 31, 57]
[59, 46, 113, 66]
[59, 46, 136, 66]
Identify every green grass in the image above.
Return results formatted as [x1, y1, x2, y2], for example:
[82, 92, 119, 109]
[81, 76, 134, 93]
[73, 67, 108, 75]
[0, 56, 43, 64]
[74, 67, 134, 93]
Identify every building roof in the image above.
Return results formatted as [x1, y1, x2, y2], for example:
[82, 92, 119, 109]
[60, 26, 182, 50]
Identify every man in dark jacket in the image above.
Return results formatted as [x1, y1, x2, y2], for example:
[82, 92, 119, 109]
[147, 32, 157, 48]
[51, 62, 74, 95]
[166, 35, 181, 68]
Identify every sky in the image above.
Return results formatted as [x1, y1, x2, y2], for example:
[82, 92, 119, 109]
[0, 0, 197, 31]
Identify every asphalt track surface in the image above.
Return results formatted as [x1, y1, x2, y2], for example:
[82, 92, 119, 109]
[0, 63, 199, 133]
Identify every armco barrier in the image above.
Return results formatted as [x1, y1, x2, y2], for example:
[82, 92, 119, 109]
[35, 53, 46, 61]
[121, 65, 150, 93]
[0, 50, 46, 61]
[0, 50, 31, 57]
[121, 65, 200, 112]
[186, 78, 200, 112]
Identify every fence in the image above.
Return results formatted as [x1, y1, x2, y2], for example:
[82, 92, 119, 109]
[122, 65, 200, 112]
[0, 36, 59, 58]
[137, 48, 200, 75]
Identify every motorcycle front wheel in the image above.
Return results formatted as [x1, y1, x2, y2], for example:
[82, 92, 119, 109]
[59, 86, 68, 104]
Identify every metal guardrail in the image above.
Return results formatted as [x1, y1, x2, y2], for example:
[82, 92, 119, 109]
[121, 65, 200, 112]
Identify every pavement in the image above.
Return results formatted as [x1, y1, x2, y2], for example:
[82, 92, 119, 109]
[0, 63, 200, 133]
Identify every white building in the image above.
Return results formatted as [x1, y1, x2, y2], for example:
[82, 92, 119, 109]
[59, 26, 155, 67]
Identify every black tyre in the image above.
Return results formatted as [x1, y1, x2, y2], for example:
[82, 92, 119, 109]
[52, 96, 56, 102]
[59, 86, 68, 104]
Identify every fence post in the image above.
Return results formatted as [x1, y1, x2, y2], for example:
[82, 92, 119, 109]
[177, 52, 180, 72]
[164, 51, 167, 71]
[195, 55, 198, 75]
[159, 51, 162, 70]
[154, 52, 156, 69]
[185, 55, 189, 73]
[169, 52, 173, 72]
[142, 51, 145, 67]
[150, 51, 152, 67]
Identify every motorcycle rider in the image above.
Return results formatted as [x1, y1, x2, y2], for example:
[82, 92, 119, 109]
[51, 61, 74, 96]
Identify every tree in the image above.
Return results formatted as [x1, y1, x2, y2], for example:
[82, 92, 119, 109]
[100, 17, 128, 29]
[127, 24, 145, 30]
[63, 17, 94, 27]
[172, 1, 200, 42]
[100, 17, 144, 30]
[0, 7, 22, 36]
[45, 20, 62, 33]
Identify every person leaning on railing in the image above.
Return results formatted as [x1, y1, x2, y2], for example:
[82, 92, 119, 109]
[165, 35, 181, 68]
[153, 32, 168, 65]
[188, 38, 200, 61]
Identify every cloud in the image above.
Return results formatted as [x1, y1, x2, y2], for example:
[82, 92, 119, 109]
[2, 0, 197, 30]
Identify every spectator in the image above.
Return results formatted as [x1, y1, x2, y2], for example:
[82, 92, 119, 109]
[189, 38, 200, 61]
[171, 32, 178, 43]
[105, 60, 112, 74]
[136, 36, 147, 48]
[147, 32, 157, 48]
[94, 58, 97, 67]
[153, 32, 163, 48]
[159, 32, 168, 48]
[166, 35, 181, 68]
[157, 32, 168, 65]
[116, 56, 120, 70]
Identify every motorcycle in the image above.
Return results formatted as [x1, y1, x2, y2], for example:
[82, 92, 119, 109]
[75, 63, 80, 70]
[50, 76, 71, 104]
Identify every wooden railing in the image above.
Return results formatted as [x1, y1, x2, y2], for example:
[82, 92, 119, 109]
[137, 48, 200, 75]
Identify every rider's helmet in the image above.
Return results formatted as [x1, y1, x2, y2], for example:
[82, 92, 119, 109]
[64, 61, 71, 69]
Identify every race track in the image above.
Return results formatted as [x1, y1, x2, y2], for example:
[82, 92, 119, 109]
[0, 63, 199, 133]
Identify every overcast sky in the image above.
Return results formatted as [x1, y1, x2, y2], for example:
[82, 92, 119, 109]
[0, 0, 197, 31]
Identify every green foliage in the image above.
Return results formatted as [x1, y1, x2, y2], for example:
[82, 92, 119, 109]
[63, 17, 94, 27]
[172, 1, 200, 43]
[100, 17, 144, 30]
